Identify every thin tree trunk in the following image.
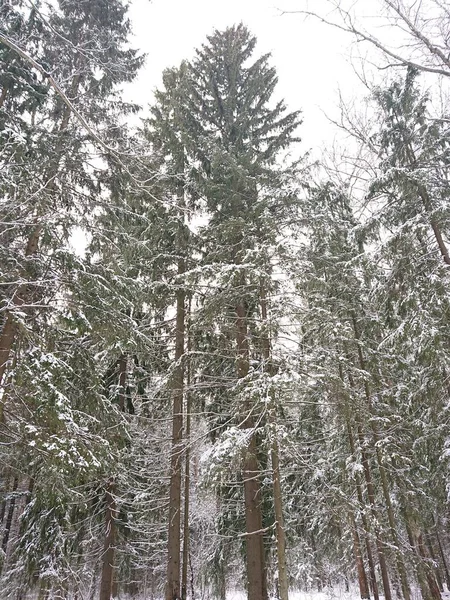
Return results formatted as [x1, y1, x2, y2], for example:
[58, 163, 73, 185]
[117, 355, 127, 412]
[165, 224, 186, 600]
[181, 298, 191, 600]
[0, 470, 11, 527]
[0, 476, 18, 563]
[271, 438, 289, 600]
[99, 482, 117, 600]
[0, 84, 8, 109]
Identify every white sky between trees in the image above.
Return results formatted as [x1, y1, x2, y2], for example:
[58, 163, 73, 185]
[125, 0, 386, 155]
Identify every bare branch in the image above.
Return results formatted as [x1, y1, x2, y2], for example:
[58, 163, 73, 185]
[280, 3, 450, 78]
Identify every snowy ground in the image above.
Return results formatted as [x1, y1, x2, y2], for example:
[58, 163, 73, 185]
[226, 588, 362, 600]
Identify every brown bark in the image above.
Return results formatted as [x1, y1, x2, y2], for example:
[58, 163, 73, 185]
[243, 434, 268, 600]
[99, 482, 117, 600]
[349, 512, 371, 599]
[236, 300, 268, 600]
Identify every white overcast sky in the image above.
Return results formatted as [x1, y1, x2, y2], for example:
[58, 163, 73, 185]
[125, 0, 385, 154]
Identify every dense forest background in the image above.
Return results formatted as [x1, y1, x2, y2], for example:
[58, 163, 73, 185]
[1, 1, 450, 599]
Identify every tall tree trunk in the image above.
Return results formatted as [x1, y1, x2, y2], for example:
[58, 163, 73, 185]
[260, 279, 289, 600]
[236, 300, 268, 600]
[99, 482, 117, 600]
[165, 232, 186, 600]
[181, 298, 191, 600]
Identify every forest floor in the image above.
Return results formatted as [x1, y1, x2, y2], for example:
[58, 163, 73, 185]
[226, 589, 450, 600]
[227, 587, 362, 600]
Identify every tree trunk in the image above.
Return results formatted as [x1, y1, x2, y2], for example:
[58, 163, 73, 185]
[271, 438, 289, 600]
[236, 300, 268, 600]
[99, 482, 117, 600]
[117, 355, 127, 412]
[181, 300, 191, 600]
[243, 434, 268, 600]
[349, 511, 371, 599]
[260, 278, 289, 600]
[165, 258, 185, 600]
[0, 476, 19, 565]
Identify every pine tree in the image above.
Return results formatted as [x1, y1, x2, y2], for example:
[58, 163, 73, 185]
[182, 24, 301, 600]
